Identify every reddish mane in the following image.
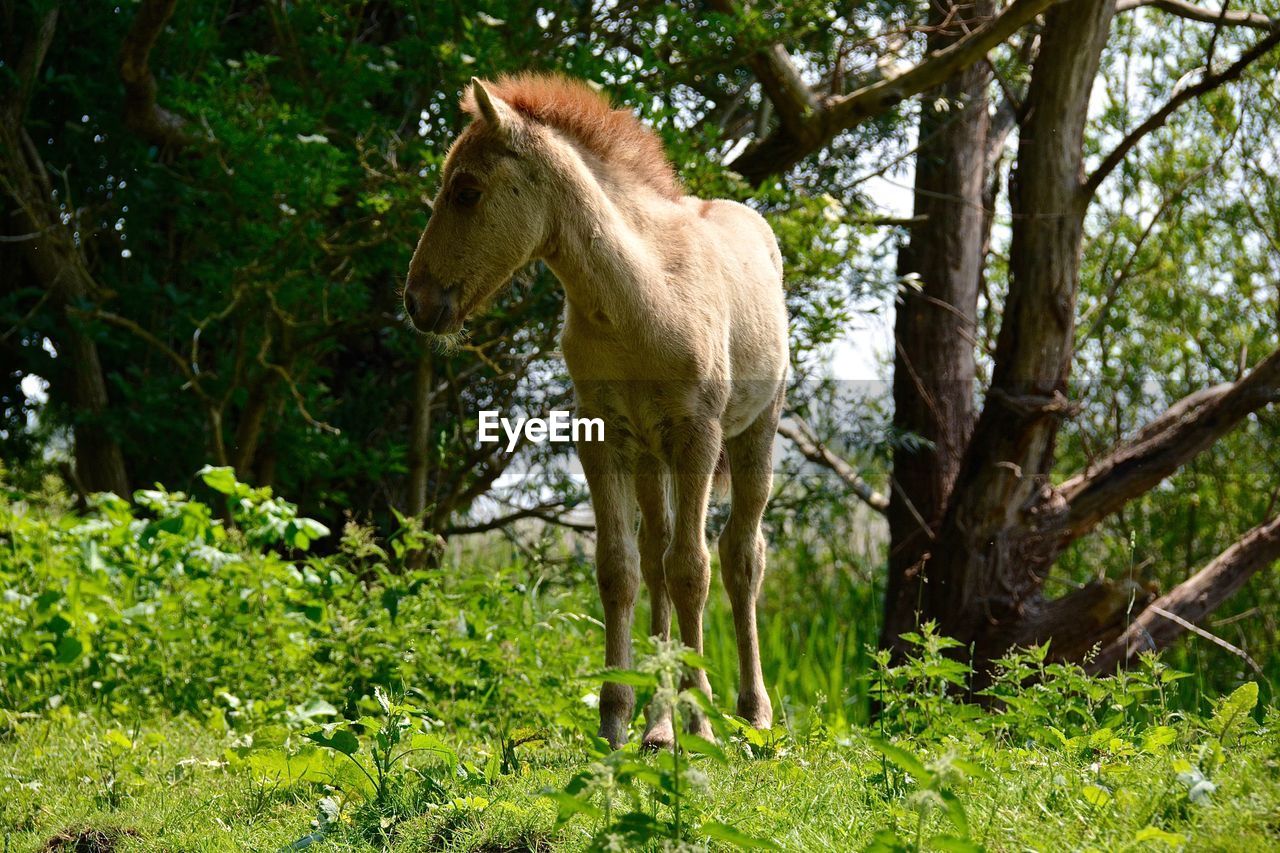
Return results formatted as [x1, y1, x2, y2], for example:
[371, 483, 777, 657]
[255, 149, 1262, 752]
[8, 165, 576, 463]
[461, 73, 683, 201]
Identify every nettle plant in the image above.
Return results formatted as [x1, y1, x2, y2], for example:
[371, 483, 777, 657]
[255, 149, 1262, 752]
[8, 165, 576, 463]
[230, 686, 490, 847]
[0, 466, 332, 709]
[549, 638, 780, 851]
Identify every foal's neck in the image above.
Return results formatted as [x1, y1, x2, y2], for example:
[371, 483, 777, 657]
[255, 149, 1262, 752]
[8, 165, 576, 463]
[540, 143, 683, 325]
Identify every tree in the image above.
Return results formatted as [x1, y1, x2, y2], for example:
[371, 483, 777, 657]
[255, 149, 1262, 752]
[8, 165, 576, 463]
[715, 0, 1280, 670]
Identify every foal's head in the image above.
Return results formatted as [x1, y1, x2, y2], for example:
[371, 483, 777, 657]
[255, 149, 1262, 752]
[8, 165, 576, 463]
[404, 74, 682, 336]
[403, 79, 552, 336]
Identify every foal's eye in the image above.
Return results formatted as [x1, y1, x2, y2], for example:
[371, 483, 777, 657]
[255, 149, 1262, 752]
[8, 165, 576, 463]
[454, 186, 482, 207]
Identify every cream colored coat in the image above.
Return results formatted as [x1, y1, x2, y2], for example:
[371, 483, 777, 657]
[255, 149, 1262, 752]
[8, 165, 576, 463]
[405, 74, 788, 748]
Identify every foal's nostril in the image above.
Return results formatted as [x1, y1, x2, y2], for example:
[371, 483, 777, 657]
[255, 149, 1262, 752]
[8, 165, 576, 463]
[404, 290, 420, 320]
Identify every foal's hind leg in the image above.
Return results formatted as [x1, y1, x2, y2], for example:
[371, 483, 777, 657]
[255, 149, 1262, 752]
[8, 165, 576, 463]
[635, 457, 676, 749]
[718, 390, 782, 729]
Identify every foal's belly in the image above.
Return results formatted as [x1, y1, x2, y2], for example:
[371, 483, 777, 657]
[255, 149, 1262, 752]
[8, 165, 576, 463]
[570, 374, 777, 460]
[562, 319, 782, 453]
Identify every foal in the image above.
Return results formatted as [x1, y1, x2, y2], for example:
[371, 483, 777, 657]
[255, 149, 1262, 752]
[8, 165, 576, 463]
[405, 74, 788, 749]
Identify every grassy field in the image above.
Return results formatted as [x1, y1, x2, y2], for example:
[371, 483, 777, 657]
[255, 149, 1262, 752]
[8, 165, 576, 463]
[4, 701, 1280, 852]
[3, 472, 1279, 851]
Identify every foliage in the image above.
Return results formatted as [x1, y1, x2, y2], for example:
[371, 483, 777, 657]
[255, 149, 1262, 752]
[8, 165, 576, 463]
[2, 477, 1278, 850]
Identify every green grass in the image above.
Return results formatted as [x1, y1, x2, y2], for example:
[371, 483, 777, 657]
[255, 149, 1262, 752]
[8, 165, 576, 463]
[3, 470, 1280, 851]
[3, 703, 1279, 852]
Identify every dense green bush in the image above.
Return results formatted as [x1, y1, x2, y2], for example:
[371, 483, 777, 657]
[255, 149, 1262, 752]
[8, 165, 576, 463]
[0, 468, 595, 737]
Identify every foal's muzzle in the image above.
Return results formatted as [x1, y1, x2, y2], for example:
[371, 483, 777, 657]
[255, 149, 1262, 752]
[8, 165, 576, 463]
[404, 282, 458, 334]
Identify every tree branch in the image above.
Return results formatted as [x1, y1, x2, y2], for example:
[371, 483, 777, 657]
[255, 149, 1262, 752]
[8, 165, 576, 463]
[1088, 513, 1280, 672]
[704, 2, 820, 140]
[1082, 25, 1280, 198]
[445, 503, 595, 535]
[778, 415, 890, 514]
[727, 0, 1066, 183]
[1060, 346, 1280, 538]
[6, 7, 58, 126]
[119, 0, 194, 148]
[1116, 0, 1275, 29]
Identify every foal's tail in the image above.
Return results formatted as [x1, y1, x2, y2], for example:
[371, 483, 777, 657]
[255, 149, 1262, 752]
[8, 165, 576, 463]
[711, 444, 731, 500]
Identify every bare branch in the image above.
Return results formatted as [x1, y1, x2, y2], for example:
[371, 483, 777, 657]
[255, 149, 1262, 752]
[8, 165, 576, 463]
[1116, 0, 1275, 29]
[446, 503, 595, 535]
[119, 0, 195, 148]
[777, 416, 890, 514]
[1060, 346, 1280, 538]
[728, 0, 1066, 183]
[1088, 513, 1280, 672]
[1083, 25, 1280, 198]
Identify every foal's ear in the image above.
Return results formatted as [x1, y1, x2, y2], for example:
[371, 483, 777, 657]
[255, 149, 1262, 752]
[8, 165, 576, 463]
[469, 77, 516, 132]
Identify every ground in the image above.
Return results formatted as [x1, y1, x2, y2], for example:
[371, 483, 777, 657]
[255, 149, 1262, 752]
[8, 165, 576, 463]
[3, 696, 1279, 851]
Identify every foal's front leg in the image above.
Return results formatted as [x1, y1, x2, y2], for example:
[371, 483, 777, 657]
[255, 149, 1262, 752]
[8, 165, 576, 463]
[636, 459, 675, 750]
[665, 421, 722, 740]
[578, 439, 640, 748]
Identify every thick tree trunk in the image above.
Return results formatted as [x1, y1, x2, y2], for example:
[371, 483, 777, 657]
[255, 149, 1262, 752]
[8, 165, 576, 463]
[1, 136, 130, 497]
[59, 299, 131, 496]
[2, 8, 129, 496]
[232, 375, 278, 475]
[881, 0, 994, 652]
[888, 0, 1118, 661]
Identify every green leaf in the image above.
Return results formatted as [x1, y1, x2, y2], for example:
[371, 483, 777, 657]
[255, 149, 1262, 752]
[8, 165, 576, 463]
[868, 739, 930, 783]
[699, 821, 780, 849]
[54, 635, 83, 664]
[544, 790, 603, 825]
[677, 732, 727, 764]
[1211, 681, 1257, 740]
[1135, 826, 1185, 846]
[1082, 784, 1113, 807]
[289, 699, 339, 723]
[939, 789, 969, 836]
[199, 465, 239, 495]
[1141, 726, 1177, 753]
[306, 728, 360, 756]
[104, 729, 133, 750]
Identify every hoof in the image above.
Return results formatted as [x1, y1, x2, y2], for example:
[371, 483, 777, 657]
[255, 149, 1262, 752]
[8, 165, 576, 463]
[598, 719, 629, 750]
[685, 712, 715, 741]
[737, 692, 773, 730]
[641, 717, 675, 752]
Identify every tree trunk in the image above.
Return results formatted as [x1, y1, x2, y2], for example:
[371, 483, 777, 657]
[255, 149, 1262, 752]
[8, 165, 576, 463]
[884, 0, 1118, 663]
[881, 0, 993, 652]
[2, 8, 129, 497]
[60, 302, 131, 496]
[405, 344, 434, 519]
[1, 135, 130, 497]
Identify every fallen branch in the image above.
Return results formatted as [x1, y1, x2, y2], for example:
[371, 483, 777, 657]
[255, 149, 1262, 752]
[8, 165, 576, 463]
[1088, 513, 1280, 672]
